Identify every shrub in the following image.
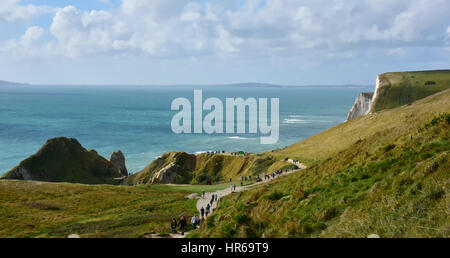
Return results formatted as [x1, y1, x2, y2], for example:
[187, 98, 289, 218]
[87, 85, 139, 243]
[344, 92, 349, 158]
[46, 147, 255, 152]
[265, 190, 285, 201]
[424, 113, 450, 129]
[383, 144, 396, 152]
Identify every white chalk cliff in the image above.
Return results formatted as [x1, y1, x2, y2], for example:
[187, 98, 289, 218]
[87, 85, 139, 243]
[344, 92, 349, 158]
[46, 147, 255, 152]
[347, 92, 374, 120]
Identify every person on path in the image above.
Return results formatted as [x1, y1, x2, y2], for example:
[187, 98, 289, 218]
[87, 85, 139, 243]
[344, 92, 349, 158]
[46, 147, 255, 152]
[206, 203, 211, 217]
[215, 194, 218, 201]
[191, 214, 199, 229]
[200, 207, 205, 219]
[171, 218, 177, 234]
[179, 216, 187, 236]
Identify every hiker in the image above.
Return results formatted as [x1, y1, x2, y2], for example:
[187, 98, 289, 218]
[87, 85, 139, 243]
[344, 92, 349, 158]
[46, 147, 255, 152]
[202, 191, 205, 199]
[191, 214, 199, 229]
[210, 197, 214, 206]
[171, 218, 177, 233]
[200, 207, 205, 218]
[206, 204, 211, 216]
[179, 216, 187, 236]
[233, 184, 236, 191]
[245, 176, 247, 181]
[215, 194, 218, 201]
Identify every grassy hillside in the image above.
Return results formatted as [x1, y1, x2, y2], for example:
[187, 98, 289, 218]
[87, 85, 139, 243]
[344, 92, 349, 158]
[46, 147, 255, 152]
[0, 180, 235, 238]
[125, 152, 296, 185]
[371, 70, 450, 112]
[275, 88, 450, 164]
[1, 138, 121, 185]
[192, 90, 450, 238]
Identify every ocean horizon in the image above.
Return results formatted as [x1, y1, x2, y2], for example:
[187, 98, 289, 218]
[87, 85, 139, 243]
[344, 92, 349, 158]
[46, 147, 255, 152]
[0, 84, 373, 176]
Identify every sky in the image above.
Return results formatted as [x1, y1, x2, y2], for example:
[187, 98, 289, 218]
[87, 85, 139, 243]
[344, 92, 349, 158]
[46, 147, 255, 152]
[0, 0, 449, 85]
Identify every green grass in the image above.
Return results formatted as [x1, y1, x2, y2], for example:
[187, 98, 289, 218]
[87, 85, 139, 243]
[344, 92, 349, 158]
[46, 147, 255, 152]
[150, 183, 233, 194]
[2, 138, 121, 185]
[372, 70, 450, 112]
[194, 94, 450, 238]
[0, 181, 201, 238]
[125, 152, 294, 186]
[275, 88, 450, 164]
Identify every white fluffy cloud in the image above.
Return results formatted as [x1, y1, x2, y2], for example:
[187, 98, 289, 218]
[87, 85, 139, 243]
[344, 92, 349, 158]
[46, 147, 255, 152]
[1, 0, 450, 66]
[0, 0, 51, 23]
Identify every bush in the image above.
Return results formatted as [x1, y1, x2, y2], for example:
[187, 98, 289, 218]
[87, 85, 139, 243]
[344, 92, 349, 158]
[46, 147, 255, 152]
[265, 190, 285, 201]
[383, 144, 396, 152]
[424, 113, 450, 129]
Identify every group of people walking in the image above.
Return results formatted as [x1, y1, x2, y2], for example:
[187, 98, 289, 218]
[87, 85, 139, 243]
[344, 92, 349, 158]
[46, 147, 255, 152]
[169, 162, 300, 236]
[170, 214, 201, 236]
[200, 193, 219, 219]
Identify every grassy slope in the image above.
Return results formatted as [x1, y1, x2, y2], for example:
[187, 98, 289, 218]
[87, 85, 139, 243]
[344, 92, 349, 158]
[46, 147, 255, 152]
[275, 88, 450, 164]
[372, 70, 450, 112]
[125, 152, 295, 185]
[0, 181, 236, 238]
[192, 90, 450, 238]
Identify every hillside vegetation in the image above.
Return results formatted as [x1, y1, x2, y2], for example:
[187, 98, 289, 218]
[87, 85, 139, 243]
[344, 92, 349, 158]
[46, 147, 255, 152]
[275, 87, 450, 164]
[1, 138, 122, 185]
[371, 70, 450, 112]
[192, 89, 450, 238]
[0, 181, 237, 238]
[124, 152, 296, 185]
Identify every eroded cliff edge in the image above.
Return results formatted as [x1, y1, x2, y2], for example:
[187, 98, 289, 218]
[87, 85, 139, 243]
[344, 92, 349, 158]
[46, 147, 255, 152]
[348, 70, 450, 120]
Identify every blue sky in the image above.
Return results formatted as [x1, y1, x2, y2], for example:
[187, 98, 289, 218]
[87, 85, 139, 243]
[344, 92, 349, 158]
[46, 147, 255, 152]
[0, 0, 449, 85]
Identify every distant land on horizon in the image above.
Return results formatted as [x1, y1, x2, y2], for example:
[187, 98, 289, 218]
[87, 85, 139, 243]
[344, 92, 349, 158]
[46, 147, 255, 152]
[0, 80, 372, 89]
[0, 80, 29, 87]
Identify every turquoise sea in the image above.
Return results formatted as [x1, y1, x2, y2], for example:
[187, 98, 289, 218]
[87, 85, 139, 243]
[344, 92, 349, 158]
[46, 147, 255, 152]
[0, 85, 372, 175]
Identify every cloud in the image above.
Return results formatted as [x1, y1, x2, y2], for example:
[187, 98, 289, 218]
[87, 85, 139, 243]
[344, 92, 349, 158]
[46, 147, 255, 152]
[1, 0, 450, 62]
[0, 0, 51, 23]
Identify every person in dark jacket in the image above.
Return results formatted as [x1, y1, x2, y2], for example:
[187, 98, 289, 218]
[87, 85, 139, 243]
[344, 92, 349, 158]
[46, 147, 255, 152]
[179, 216, 187, 236]
[200, 207, 205, 218]
[171, 218, 177, 233]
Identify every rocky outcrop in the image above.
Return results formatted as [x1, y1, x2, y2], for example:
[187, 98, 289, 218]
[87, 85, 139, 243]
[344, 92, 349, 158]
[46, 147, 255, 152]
[347, 92, 374, 120]
[124, 152, 197, 185]
[1, 137, 122, 185]
[109, 150, 128, 176]
[150, 162, 181, 184]
[2, 167, 33, 180]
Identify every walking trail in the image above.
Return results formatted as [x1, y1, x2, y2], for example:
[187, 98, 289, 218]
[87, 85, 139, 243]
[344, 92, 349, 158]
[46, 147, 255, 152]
[142, 159, 306, 238]
[196, 159, 306, 218]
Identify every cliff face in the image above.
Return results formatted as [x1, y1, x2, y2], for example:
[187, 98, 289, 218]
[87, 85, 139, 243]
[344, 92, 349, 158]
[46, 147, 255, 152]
[124, 152, 196, 185]
[347, 92, 374, 120]
[1, 137, 122, 185]
[347, 70, 450, 120]
[370, 70, 450, 113]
